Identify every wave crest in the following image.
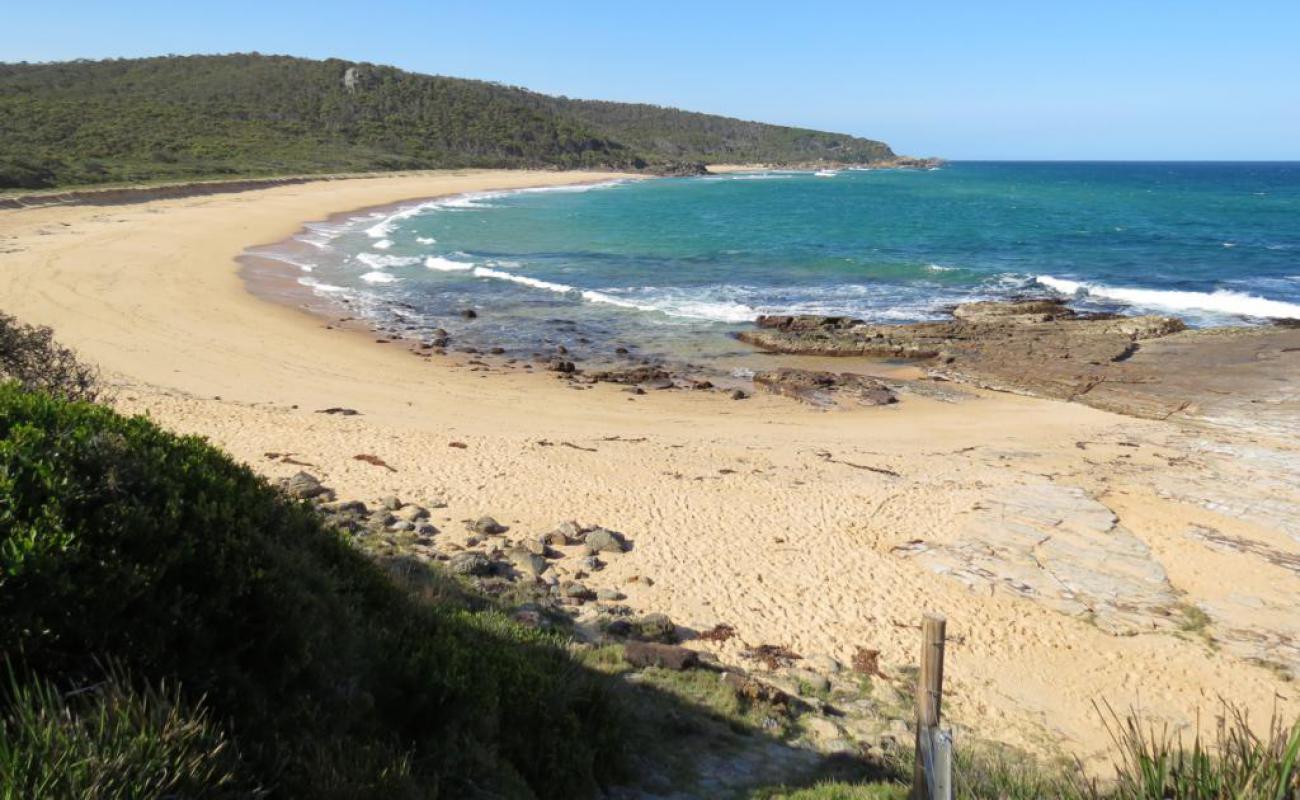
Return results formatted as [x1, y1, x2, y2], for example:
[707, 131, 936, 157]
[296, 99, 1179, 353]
[1036, 275, 1300, 319]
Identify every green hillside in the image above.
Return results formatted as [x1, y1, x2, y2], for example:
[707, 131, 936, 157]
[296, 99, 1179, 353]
[0, 53, 895, 190]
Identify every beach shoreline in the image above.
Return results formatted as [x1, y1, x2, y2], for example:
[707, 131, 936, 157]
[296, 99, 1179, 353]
[2, 169, 1298, 768]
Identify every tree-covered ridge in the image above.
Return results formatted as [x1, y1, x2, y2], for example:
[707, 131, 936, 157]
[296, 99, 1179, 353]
[0, 53, 895, 189]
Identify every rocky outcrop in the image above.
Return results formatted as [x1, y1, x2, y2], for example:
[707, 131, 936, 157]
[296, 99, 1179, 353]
[894, 483, 1185, 634]
[735, 299, 1242, 419]
[752, 368, 897, 408]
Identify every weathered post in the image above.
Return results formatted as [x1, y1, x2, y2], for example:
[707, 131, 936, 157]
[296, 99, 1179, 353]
[911, 613, 948, 800]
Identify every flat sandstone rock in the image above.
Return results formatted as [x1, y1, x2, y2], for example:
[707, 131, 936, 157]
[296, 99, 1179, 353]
[895, 483, 1184, 634]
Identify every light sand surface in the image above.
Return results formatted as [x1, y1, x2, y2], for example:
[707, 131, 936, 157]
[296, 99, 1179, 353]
[2, 169, 1296, 767]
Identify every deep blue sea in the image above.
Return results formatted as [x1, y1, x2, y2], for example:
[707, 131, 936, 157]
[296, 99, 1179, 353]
[256, 162, 1300, 361]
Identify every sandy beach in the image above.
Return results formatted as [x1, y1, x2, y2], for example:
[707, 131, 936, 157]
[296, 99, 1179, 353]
[2, 169, 1297, 766]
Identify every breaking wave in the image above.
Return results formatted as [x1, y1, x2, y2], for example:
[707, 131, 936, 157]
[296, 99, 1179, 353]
[1036, 275, 1300, 319]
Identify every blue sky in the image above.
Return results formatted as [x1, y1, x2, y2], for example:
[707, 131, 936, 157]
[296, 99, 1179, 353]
[4, 0, 1297, 160]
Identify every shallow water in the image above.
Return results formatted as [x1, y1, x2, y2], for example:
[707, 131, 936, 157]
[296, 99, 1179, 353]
[250, 162, 1300, 364]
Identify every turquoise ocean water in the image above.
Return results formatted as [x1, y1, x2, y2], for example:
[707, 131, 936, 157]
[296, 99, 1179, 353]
[256, 162, 1300, 361]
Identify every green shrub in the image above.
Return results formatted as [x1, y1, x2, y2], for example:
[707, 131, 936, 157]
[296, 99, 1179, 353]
[0, 312, 105, 404]
[0, 384, 623, 797]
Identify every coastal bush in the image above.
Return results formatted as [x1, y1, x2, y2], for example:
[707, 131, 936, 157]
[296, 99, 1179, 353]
[0, 383, 624, 798]
[0, 312, 105, 403]
[0, 54, 894, 190]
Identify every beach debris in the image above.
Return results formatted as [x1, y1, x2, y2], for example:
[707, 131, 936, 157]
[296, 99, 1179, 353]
[316, 407, 361, 415]
[353, 453, 396, 472]
[741, 644, 802, 671]
[624, 641, 698, 671]
[560, 441, 597, 452]
[850, 647, 884, 678]
[721, 673, 790, 707]
[814, 450, 900, 477]
[264, 451, 316, 467]
[698, 623, 737, 643]
[448, 441, 468, 449]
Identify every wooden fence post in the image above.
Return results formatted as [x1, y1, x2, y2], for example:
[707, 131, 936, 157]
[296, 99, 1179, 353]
[911, 613, 948, 800]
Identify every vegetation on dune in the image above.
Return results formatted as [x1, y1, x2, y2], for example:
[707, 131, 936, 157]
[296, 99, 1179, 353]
[0, 381, 626, 797]
[0, 312, 105, 404]
[0, 53, 895, 190]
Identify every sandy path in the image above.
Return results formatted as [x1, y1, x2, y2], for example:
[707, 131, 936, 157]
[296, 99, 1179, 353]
[2, 169, 1295, 765]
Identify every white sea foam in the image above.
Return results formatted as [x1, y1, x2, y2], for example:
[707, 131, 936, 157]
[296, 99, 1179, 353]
[472, 265, 575, 294]
[926, 263, 957, 272]
[416, 236, 437, 245]
[373, 239, 393, 250]
[726, 173, 794, 181]
[360, 271, 399, 284]
[356, 253, 419, 269]
[1036, 275, 1300, 319]
[297, 277, 350, 293]
[424, 255, 475, 272]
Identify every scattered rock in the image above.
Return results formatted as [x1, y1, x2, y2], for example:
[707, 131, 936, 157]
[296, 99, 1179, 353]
[448, 552, 492, 577]
[473, 516, 508, 535]
[624, 641, 699, 670]
[584, 527, 628, 554]
[281, 471, 333, 500]
[544, 520, 584, 546]
[315, 407, 360, 416]
[632, 612, 678, 644]
[788, 668, 831, 695]
[754, 368, 897, 408]
[808, 654, 843, 675]
[560, 581, 594, 600]
[460, 308, 478, 319]
[509, 546, 548, 578]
